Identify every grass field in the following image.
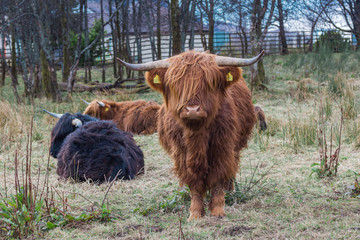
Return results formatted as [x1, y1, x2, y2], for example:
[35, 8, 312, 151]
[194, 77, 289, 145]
[1, 50, 360, 239]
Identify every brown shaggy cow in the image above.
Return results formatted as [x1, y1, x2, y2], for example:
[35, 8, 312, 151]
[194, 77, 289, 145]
[118, 50, 263, 220]
[83, 99, 160, 135]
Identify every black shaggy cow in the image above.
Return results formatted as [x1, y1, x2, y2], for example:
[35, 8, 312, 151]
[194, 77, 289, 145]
[46, 111, 98, 158]
[44, 110, 144, 182]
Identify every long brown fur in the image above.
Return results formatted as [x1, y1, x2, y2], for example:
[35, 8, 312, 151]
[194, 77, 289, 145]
[255, 106, 267, 131]
[145, 51, 257, 220]
[83, 99, 160, 135]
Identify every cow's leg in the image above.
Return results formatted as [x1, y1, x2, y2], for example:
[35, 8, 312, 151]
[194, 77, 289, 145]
[188, 187, 205, 221]
[209, 183, 226, 217]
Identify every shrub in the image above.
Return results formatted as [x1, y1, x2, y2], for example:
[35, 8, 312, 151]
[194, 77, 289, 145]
[315, 30, 350, 53]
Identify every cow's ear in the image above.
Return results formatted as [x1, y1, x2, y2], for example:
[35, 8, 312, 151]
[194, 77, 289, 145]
[219, 66, 243, 90]
[145, 68, 167, 93]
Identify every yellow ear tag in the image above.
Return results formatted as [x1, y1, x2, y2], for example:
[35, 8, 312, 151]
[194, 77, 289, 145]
[226, 72, 233, 82]
[105, 107, 109, 112]
[153, 74, 161, 84]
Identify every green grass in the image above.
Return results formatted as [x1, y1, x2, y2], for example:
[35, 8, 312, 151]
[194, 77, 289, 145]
[1, 52, 360, 239]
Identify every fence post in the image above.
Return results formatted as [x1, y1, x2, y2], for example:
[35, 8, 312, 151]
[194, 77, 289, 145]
[303, 31, 306, 53]
[229, 33, 232, 56]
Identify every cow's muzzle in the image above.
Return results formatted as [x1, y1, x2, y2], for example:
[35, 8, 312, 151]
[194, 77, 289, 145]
[179, 105, 207, 120]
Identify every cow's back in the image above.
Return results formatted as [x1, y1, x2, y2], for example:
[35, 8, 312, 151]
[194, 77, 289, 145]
[228, 79, 257, 152]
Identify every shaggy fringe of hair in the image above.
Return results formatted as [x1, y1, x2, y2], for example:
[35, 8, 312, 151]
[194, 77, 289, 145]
[166, 51, 224, 111]
[83, 100, 103, 118]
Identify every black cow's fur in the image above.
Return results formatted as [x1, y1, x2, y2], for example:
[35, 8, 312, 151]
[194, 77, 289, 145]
[49, 113, 144, 182]
[50, 113, 98, 158]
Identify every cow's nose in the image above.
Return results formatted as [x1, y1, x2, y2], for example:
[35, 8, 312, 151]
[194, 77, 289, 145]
[185, 106, 200, 114]
[180, 105, 207, 120]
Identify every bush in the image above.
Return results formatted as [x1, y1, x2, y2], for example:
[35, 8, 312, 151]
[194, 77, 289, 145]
[315, 30, 350, 53]
[70, 19, 106, 64]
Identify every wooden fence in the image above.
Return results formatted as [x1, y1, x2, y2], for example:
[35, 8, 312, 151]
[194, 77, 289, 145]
[0, 30, 356, 68]
[100, 30, 356, 63]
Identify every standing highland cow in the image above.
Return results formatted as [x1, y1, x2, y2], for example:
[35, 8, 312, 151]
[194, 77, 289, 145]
[83, 99, 160, 135]
[44, 110, 144, 183]
[118, 50, 264, 220]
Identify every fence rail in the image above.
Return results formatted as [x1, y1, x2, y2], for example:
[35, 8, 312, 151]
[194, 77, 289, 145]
[0, 30, 356, 68]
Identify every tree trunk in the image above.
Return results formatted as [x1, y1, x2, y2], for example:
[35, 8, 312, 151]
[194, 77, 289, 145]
[208, 0, 214, 53]
[40, 49, 52, 99]
[1, 59, 5, 86]
[143, 0, 158, 61]
[34, 64, 42, 97]
[277, 0, 288, 55]
[109, 0, 117, 78]
[168, 1, 172, 56]
[188, 1, 196, 50]
[84, 0, 91, 83]
[171, 0, 181, 55]
[0, 34, 20, 103]
[308, 25, 315, 52]
[18, 38, 32, 98]
[100, 0, 106, 83]
[10, 23, 18, 85]
[122, 0, 132, 78]
[67, 0, 84, 95]
[250, 0, 268, 90]
[157, 0, 162, 59]
[115, 0, 122, 79]
[1, 38, 5, 86]
[34, 0, 62, 102]
[61, 1, 70, 82]
[33, 42, 42, 97]
[136, 0, 142, 63]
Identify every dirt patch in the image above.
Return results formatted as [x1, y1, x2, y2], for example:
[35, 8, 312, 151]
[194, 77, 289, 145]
[222, 225, 254, 236]
[62, 221, 94, 230]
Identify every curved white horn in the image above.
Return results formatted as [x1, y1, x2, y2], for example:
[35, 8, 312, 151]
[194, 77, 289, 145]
[215, 51, 265, 66]
[117, 58, 170, 71]
[82, 99, 90, 105]
[42, 109, 64, 119]
[97, 101, 105, 107]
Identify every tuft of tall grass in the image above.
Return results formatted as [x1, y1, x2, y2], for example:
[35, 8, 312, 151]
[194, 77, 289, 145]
[281, 113, 317, 152]
[0, 100, 27, 139]
[226, 159, 276, 205]
[295, 78, 318, 101]
[344, 119, 360, 148]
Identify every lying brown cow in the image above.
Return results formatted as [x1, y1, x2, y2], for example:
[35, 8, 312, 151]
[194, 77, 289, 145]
[83, 99, 160, 135]
[118, 50, 263, 220]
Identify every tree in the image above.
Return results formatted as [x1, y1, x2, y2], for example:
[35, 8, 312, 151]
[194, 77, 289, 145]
[219, 0, 250, 57]
[249, 0, 276, 90]
[171, 0, 181, 55]
[297, 0, 330, 52]
[198, 0, 216, 53]
[276, 0, 288, 54]
[61, 0, 70, 83]
[323, 0, 360, 50]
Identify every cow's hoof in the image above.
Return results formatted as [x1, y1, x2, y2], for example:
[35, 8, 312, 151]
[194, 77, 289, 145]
[188, 211, 202, 222]
[210, 208, 226, 218]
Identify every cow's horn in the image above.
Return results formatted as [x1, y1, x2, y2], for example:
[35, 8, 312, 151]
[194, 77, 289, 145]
[97, 101, 105, 107]
[72, 118, 82, 127]
[215, 50, 265, 66]
[82, 99, 90, 105]
[42, 109, 63, 119]
[116, 58, 170, 71]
